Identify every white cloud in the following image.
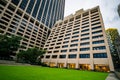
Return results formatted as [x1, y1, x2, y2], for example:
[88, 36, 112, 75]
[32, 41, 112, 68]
[65, 0, 120, 33]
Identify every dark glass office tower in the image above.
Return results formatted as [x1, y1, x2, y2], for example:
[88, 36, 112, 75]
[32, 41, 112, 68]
[118, 4, 120, 17]
[11, 0, 65, 28]
[0, 0, 65, 51]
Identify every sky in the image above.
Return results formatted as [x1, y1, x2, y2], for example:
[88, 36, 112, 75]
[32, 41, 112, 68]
[65, 0, 120, 33]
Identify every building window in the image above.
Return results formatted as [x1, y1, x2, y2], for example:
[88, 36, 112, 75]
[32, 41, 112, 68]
[69, 49, 77, 52]
[62, 45, 68, 48]
[71, 39, 78, 42]
[79, 54, 90, 58]
[26, 0, 35, 14]
[61, 50, 67, 53]
[56, 42, 61, 45]
[92, 35, 103, 39]
[91, 13, 99, 18]
[81, 25, 89, 29]
[11, 0, 20, 5]
[81, 29, 89, 32]
[59, 55, 66, 58]
[93, 53, 107, 58]
[8, 4, 15, 12]
[80, 48, 90, 51]
[82, 12, 89, 17]
[91, 8, 98, 14]
[66, 30, 72, 33]
[73, 28, 80, 31]
[93, 46, 106, 50]
[70, 44, 78, 47]
[46, 55, 50, 58]
[0, 0, 7, 6]
[74, 25, 80, 28]
[48, 51, 52, 54]
[68, 54, 77, 58]
[52, 55, 57, 58]
[55, 46, 60, 49]
[81, 37, 89, 41]
[53, 50, 59, 53]
[91, 19, 100, 23]
[75, 15, 81, 19]
[72, 35, 79, 38]
[65, 33, 71, 37]
[91, 22, 101, 26]
[58, 39, 62, 41]
[92, 26, 101, 30]
[64, 37, 70, 40]
[92, 30, 102, 34]
[19, 0, 29, 10]
[80, 42, 90, 46]
[81, 33, 89, 37]
[92, 40, 104, 44]
[31, 0, 41, 17]
[72, 31, 79, 35]
[59, 35, 63, 38]
[82, 22, 89, 25]
[63, 41, 69, 44]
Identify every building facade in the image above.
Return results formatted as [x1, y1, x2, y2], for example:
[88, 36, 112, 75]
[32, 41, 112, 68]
[118, 4, 120, 17]
[42, 6, 114, 72]
[0, 0, 65, 51]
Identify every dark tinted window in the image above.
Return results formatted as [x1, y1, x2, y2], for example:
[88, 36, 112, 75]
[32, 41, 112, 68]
[32, 0, 41, 17]
[79, 54, 90, 58]
[59, 55, 66, 58]
[12, 0, 20, 5]
[26, 0, 35, 14]
[68, 54, 77, 58]
[19, 0, 28, 10]
[93, 53, 107, 58]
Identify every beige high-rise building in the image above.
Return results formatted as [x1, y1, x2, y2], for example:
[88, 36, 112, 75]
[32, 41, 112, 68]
[42, 6, 114, 72]
[0, 0, 65, 52]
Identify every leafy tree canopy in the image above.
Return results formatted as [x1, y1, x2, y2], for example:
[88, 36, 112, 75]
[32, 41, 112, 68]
[17, 47, 46, 64]
[0, 34, 22, 57]
[106, 28, 119, 44]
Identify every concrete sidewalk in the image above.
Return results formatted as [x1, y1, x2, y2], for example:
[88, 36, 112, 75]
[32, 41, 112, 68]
[106, 73, 119, 80]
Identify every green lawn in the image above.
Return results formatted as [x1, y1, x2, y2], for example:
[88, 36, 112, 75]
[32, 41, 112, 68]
[0, 65, 108, 80]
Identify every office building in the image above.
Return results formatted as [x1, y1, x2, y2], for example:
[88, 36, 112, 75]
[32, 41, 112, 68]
[0, 0, 65, 51]
[42, 6, 114, 72]
[118, 4, 120, 17]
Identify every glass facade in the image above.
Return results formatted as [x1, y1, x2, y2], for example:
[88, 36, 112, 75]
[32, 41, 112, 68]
[12, 0, 20, 5]
[19, 0, 28, 10]
[37, 0, 46, 21]
[32, 0, 41, 18]
[26, 0, 35, 14]
[12, 0, 65, 28]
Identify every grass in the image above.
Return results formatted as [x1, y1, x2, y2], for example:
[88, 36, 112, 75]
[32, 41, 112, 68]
[0, 65, 108, 80]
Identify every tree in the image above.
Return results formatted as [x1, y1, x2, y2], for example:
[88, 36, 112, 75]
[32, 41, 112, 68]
[106, 28, 119, 44]
[106, 28, 119, 54]
[0, 34, 22, 59]
[17, 47, 46, 64]
[106, 28, 120, 69]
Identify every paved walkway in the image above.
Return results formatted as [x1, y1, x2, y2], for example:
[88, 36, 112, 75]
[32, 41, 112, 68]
[106, 73, 119, 80]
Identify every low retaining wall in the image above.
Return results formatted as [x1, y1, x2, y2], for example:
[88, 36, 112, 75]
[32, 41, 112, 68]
[0, 60, 30, 65]
[115, 71, 120, 79]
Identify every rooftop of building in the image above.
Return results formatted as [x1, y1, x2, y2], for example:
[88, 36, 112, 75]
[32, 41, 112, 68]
[54, 6, 99, 27]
